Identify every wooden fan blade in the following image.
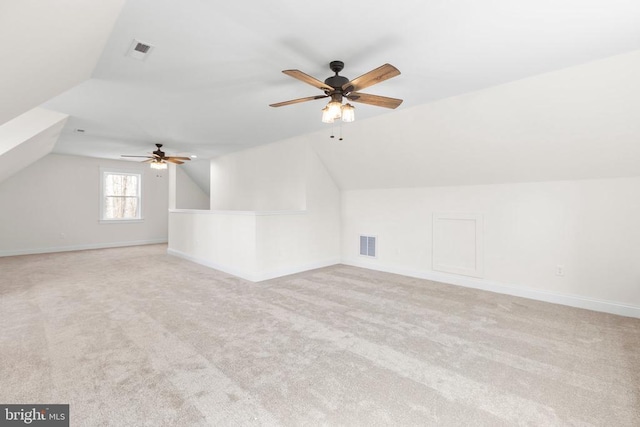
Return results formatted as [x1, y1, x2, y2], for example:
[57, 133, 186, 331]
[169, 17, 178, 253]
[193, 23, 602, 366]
[270, 95, 328, 108]
[347, 92, 403, 109]
[164, 158, 184, 164]
[122, 155, 153, 158]
[165, 156, 191, 161]
[142, 159, 155, 163]
[282, 70, 333, 91]
[342, 63, 400, 92]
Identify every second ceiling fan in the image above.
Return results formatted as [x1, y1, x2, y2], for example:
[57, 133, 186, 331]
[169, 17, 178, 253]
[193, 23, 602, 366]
[121, 144, 191, 170]
[270, 60, 402, 123]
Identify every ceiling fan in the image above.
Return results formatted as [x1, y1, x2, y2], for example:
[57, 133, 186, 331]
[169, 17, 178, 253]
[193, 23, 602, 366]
[270, 60, 403, 123]
[121, 144, 191, 169]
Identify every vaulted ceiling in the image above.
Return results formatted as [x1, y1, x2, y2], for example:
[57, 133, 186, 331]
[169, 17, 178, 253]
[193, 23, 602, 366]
[4, 1, 640, 189]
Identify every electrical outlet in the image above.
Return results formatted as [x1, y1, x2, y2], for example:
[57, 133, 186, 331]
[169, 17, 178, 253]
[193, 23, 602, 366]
[556, 265, 565, 276]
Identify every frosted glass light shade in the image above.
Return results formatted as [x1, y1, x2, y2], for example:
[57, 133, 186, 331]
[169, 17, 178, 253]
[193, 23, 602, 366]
[321, 106, 334, 123]
[150, 161, 168, 170]
[341, 103, 355, 122]
[326, 101, 342, 119]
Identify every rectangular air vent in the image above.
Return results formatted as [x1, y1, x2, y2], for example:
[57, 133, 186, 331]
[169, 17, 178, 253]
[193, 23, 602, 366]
[134, 43, 151, 53]
[126, 39, 154, 61]
[359, 235, 376, 258]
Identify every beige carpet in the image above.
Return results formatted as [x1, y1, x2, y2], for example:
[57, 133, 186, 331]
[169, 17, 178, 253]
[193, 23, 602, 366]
[0, 244, 638, 426]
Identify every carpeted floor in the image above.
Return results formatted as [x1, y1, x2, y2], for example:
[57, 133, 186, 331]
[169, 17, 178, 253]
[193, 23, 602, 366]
[0, 244, 638, 426]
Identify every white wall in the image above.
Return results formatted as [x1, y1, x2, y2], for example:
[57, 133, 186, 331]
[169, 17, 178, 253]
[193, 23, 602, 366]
[170, 137, 341, 281]
[254, 142, 341, 276]
[169, 210, 257, 278]
[176, 167, 209, 210]
[210, 139, 307, 211]
[0, 154, 168, 256]
[342, 177, 640, 316]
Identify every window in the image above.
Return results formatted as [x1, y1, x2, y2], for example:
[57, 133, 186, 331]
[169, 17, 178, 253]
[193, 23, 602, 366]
[101, 169, 142, 221]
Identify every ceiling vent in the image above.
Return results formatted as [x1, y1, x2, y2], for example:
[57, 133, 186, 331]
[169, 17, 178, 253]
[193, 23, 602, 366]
[126, 39, 154, 61]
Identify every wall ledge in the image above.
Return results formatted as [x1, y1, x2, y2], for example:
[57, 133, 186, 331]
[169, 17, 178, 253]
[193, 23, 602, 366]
[343, 260, 640, 319]
[169, 208, 307, 216]
[0, 238, 168, 257]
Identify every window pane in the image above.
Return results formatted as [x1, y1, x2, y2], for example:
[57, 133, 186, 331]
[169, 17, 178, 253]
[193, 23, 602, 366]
[123, 175, 139, 196]
[124, 197, 139, 217]
[105, 174, 139, 197]
[104, 197, 139, 219]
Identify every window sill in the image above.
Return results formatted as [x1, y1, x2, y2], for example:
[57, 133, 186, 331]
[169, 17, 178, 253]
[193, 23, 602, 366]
[100, 218, 145, 224]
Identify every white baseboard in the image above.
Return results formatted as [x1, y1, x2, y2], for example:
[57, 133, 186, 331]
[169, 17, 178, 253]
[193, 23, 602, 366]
[342, 259, 640, 319]
[253, 258, 341, 282]
[167, 248, 339, 283]
[0, 239, 168, 257]
[167, 248, 256, 281]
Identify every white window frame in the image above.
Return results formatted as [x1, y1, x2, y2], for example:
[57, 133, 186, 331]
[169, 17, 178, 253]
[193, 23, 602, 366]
[100, 168, 143, 223]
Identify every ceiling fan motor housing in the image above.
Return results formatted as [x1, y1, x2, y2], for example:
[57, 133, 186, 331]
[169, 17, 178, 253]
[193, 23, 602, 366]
[325, 74, 349, 89]
[325, 60, 350, 90]
[153, 144, 165, 157]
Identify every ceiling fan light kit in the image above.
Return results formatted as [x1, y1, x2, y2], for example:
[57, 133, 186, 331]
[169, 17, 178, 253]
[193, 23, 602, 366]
[270, 60, 402, 124]
[322, 102, 355, 123]
[149, 161, 168, 170]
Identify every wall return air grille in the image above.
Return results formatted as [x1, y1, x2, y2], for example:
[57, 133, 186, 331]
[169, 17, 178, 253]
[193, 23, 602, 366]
[359, 235, 377, 258]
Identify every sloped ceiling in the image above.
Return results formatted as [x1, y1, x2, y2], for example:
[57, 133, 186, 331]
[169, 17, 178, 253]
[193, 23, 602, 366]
[310, 50, 640, 189]
[0, 108, 68, 183]
[40, 0, 640, 184]
[0, 0, 125, 126]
